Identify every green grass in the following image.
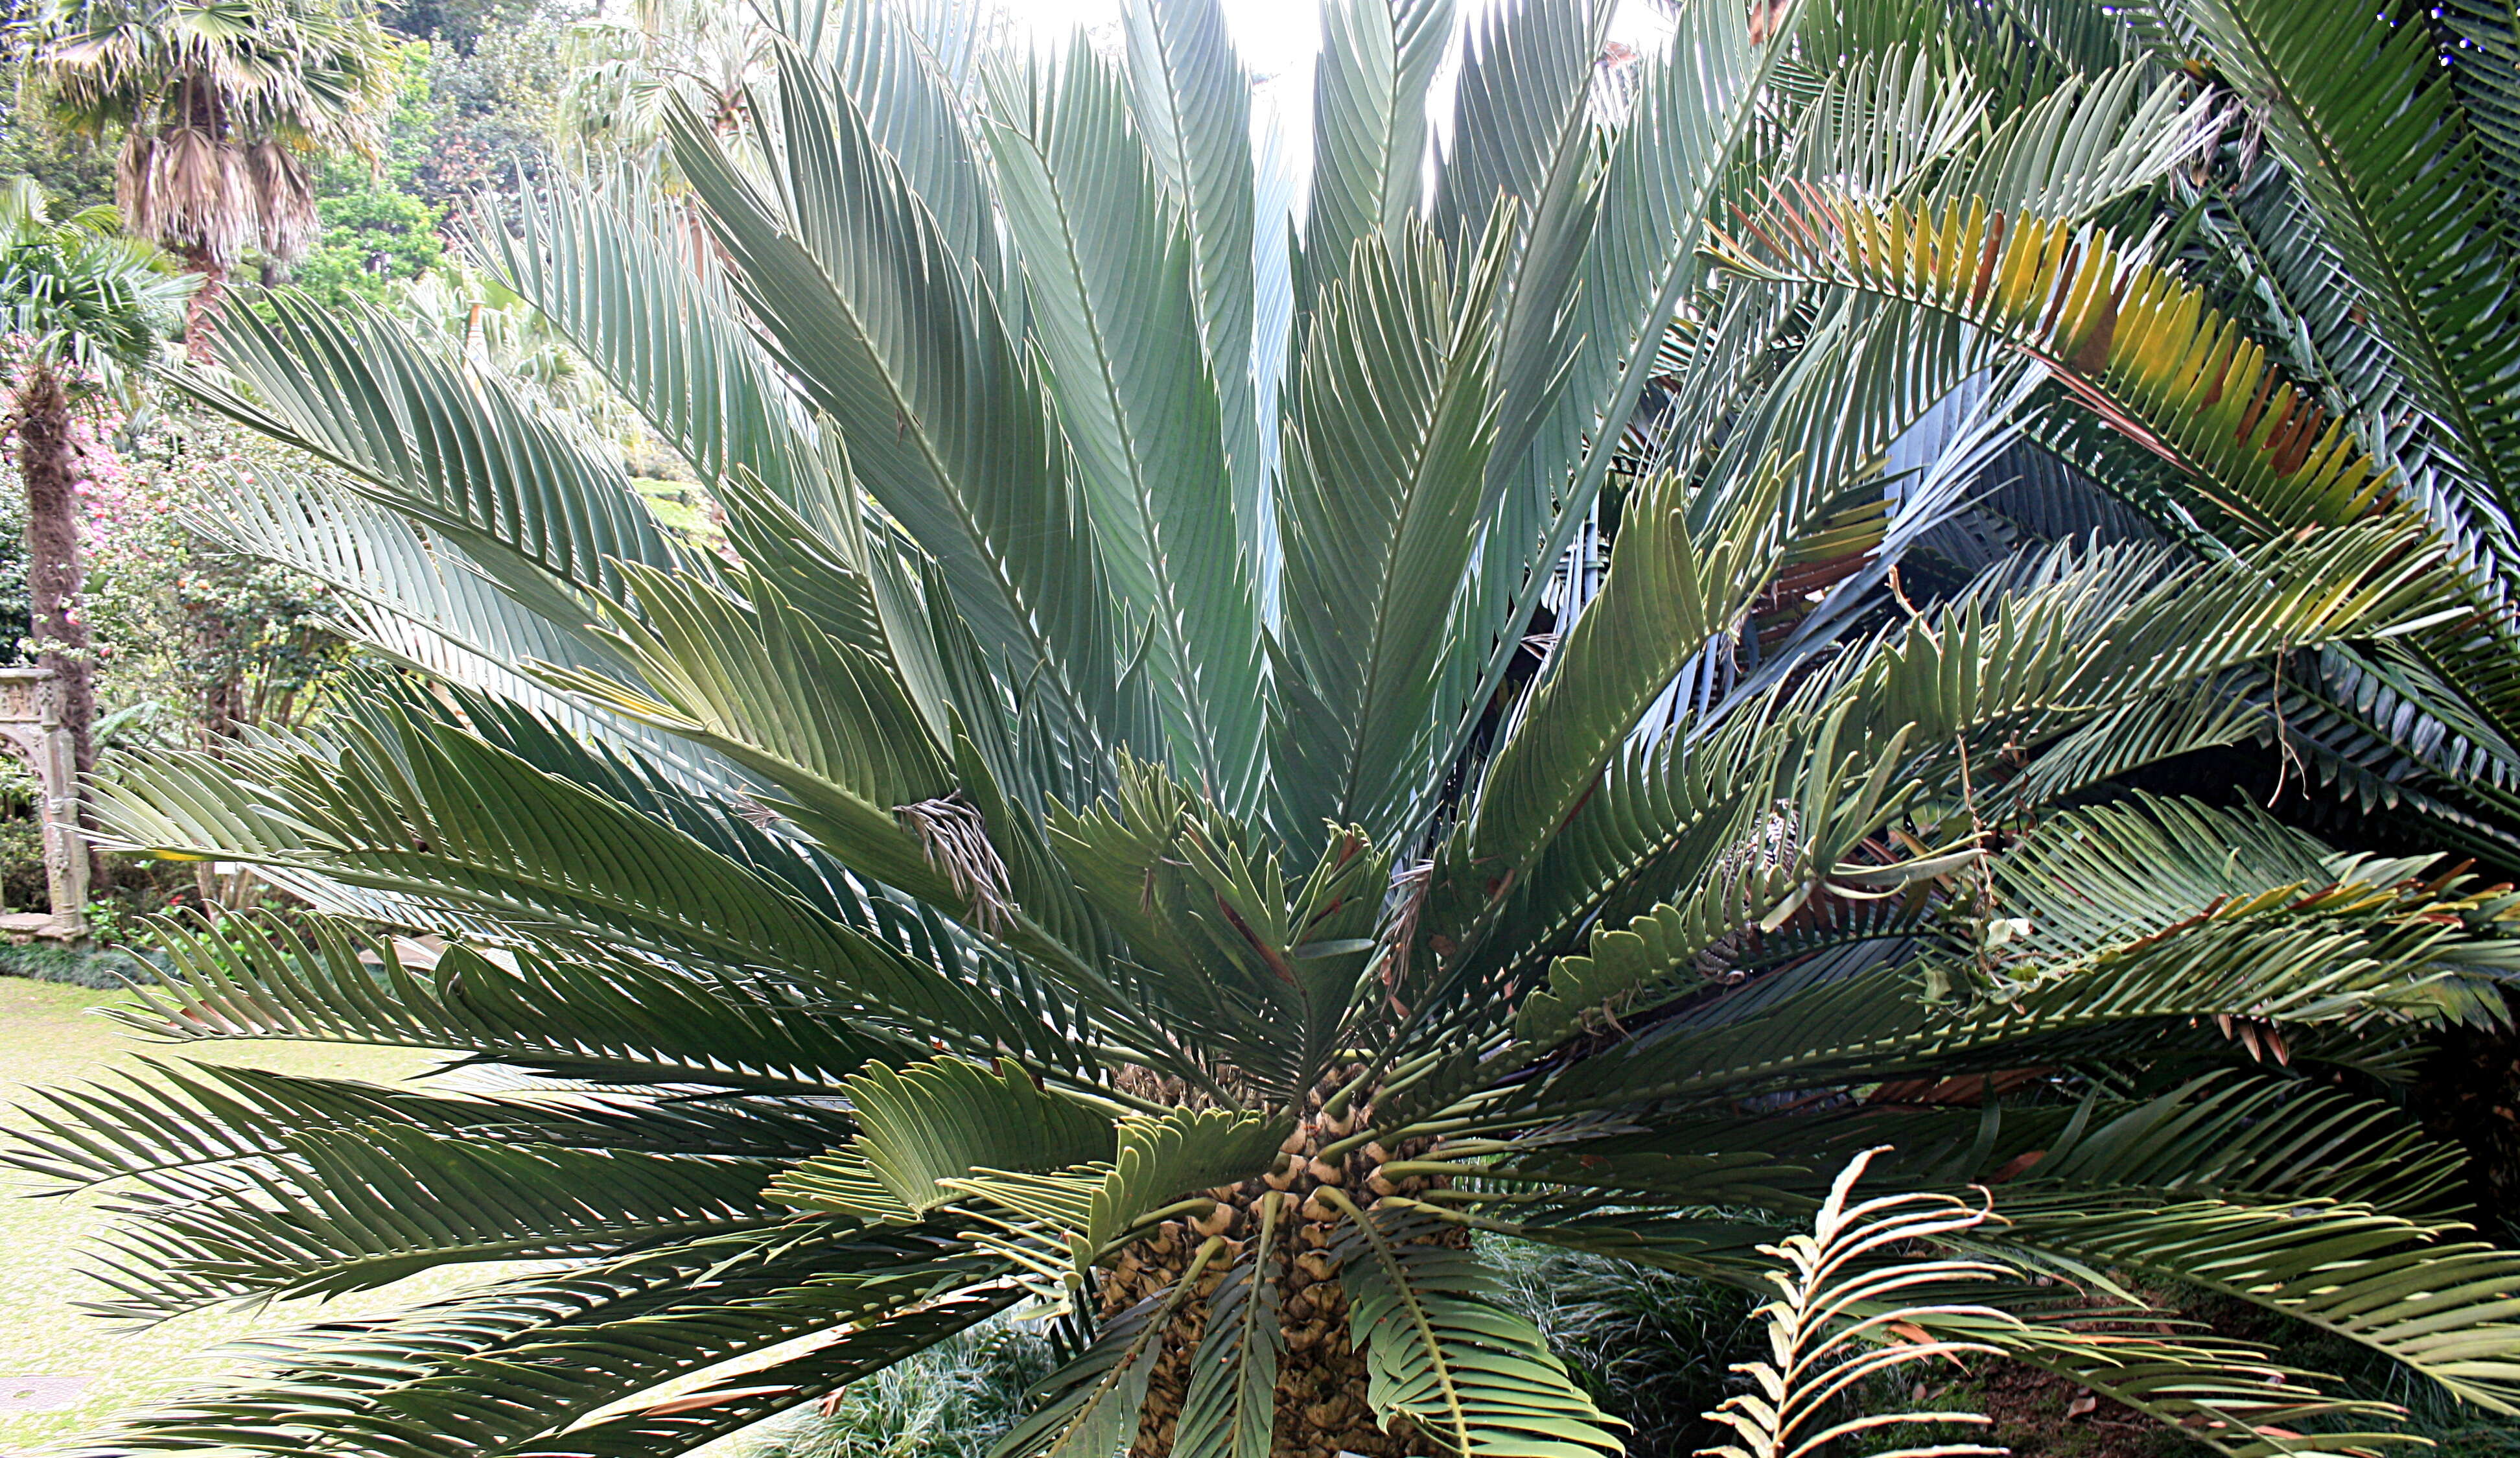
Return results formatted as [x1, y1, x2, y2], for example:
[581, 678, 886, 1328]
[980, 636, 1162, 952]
[0, 978, 447, 1455]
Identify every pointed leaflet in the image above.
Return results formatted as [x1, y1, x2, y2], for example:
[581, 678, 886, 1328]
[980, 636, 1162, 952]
[1123, 0, 1265, 545]
[1303, 0, 1456, 299]
[987, 46, 1265, 809]
[1269, 215, 1513, 845]
[667, 57, 1125, 747]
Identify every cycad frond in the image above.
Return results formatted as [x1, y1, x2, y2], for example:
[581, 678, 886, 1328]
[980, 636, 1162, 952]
[1698, 1149, 2012, 1458]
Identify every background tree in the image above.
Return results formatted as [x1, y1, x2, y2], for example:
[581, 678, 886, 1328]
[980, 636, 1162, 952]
[21, 0, 397, 359]
[0, 177, 183, 786]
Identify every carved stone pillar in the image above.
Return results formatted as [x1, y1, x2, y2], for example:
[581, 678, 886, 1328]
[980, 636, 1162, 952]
[0, 666, 86, 940]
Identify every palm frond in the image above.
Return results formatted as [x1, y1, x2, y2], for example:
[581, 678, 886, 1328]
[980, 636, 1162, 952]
[1329, 1195, 1626, 1457]
[986, 45, 1265, 809]
[1983, 1195, 2520, 1411]
[1269, 214, 1513, 845]
[51, 1232, 1006, 1457]
[185, 294, 677, 602]
[119, 911, 909, 1091]
[1121, 0, 1266, 549]
[1450, 0, 1793, 778]
[666, 53, 1129, 748]
[2167, 0, 2520, 547]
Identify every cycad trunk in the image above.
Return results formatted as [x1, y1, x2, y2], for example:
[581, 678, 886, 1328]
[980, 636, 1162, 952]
[1104, 1083, 1446, 1458]
[11, 367, 95, 781]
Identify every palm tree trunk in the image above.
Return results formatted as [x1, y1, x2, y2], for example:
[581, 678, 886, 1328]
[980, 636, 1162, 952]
[180, 246, 229, 365]
[12, 367, 96, 784]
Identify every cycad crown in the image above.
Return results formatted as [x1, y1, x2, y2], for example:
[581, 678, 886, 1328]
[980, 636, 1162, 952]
[19, 1, 2520, 1457]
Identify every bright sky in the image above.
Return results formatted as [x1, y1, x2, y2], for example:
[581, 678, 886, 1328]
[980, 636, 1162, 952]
[1010, 0, 1680, 86]
[1007, 0, 1680, 200]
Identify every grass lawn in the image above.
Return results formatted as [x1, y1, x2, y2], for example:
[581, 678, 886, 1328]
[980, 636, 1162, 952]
[0, 976, 445, 1455]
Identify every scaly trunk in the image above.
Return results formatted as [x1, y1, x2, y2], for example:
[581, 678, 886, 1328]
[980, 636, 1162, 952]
[1102, 1075, 1449, 1458]
[13, 368, 96, 784]
[180, 247, 228, 366]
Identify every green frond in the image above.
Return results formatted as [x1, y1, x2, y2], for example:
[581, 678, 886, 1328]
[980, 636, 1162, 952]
[532, 1285, 1029, 1458]
[1270, 211, 1515, 846]
[1468, 456, 1792, 878]
[2434, 1, 2520, 231]
[773, 1057, 1119, 1218]
[1945, 1304, 2418, 1458]
[53, 1232, 1006, 1457]
[1983, 1195, 2520, 1411]
[1523, 806, 2519, 1115]
[2171, 0, 2520, 532]
[89, 1120, 788, 1319]
[1329, 1196, 1627, 1457]
[476, 180, 820, 509]
[1121, 0, 1265, 546]
[1300, 0, 1455, 300]
[986, 43, 1265, 808]
[665, 52, 1130, 749]
[1451, 0, 1793, 780]
[1174, 1192, 1290, 1458]
[118, 910, 908, 1092]
[185, 294, 677, 602]
[992, 1240, 1223, 1458]
[89, 709, 1018, 1048]
[1, 1058, 847, 1197]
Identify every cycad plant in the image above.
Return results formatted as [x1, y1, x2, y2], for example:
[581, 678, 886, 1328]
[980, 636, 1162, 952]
[19, 1, 2520, 1456]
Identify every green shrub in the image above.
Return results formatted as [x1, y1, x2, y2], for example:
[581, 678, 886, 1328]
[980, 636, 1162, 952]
[1483, 1234, 1761, 1451]
[736, 1320, 1054, 1458]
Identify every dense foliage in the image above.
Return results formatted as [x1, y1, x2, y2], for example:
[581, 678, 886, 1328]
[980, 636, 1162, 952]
[7, 1, 2520, 1456]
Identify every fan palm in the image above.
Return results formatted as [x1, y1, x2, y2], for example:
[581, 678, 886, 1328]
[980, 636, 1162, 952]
[21, 0, 398, 358]
[0, 176, 186, 786]
[17, 1, 2520, 1455]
